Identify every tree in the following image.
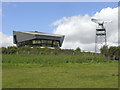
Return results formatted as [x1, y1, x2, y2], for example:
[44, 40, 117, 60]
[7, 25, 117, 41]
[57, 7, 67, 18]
[108, 46, 120, 60]
[101, 46, 120, 60]
[100, 45, 108, 56]
[75, 47, 81, 52]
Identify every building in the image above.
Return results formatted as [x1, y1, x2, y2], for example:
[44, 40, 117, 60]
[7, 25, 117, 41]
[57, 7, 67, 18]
[13, 31, 65, 48]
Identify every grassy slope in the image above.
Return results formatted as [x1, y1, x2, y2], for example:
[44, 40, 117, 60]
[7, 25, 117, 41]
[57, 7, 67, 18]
[3, 63, 118, 88]
[2, 54, 111, 64]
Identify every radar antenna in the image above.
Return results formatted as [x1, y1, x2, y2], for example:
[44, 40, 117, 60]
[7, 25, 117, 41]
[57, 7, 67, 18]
[91, 18, 112, 53]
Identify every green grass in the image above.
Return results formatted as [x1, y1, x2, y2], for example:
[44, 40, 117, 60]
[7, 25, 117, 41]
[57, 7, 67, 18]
[2, 54, 118, 88]
[2, 54, 111, 65]
[3, 63, 118, 88]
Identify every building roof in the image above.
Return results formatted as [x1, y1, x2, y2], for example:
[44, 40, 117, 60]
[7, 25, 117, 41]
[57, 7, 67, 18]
[14, 31, 64, 37]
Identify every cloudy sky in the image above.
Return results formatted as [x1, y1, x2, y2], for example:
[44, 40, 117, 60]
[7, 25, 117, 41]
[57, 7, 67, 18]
[1, 2, 119, 52]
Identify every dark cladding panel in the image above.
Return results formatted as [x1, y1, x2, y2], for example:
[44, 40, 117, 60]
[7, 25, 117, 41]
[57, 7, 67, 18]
[13, 35, 17, 44]
[13, 31, 35, 43]
[59, 35, 65, 47]
[35, 35, 61, 40]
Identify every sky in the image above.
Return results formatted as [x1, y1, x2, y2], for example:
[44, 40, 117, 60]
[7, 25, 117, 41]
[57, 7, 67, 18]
[2, 2, 118, 35]
[1, 2, 119, 52]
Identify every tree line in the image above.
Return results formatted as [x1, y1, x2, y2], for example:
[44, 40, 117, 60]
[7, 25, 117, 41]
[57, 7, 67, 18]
[1, 46, 119, 60]
[100, 46, 120, 60]
[1, 46, 81, 55]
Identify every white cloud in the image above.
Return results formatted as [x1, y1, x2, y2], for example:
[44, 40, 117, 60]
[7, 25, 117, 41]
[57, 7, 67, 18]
[0, 32, 16, 47]
[53, 7, 118, 52]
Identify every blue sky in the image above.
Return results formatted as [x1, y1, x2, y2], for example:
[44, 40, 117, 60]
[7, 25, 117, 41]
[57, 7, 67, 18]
[2, 2, 118, 35]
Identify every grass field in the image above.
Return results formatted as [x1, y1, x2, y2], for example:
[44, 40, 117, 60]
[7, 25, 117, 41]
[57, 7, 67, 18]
[2, 54, 118, 88]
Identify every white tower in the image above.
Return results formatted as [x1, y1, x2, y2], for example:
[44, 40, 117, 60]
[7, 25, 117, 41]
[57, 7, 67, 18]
[91, 18, 111, 53]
